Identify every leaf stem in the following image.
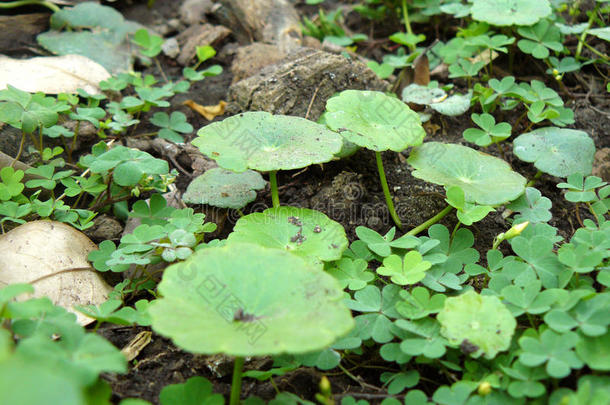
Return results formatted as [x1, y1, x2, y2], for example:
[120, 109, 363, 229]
[406, 205, 453, 236]
[401, 0, 415, 52]
[575, 4, 599, 59]
[0, 0, 59, 12]
[269, 170, 280, 208]
[12, 132, 26, 167]
[525, 170, 542, 187]
[375, 151, 402, 229]
[229, 356, 245, 405]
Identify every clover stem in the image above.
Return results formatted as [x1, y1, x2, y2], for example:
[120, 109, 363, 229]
[375, 151, 402, 229]
[406, 205, 453, 236]
[575, 3, 599, 59]
[229, 356, 245, 405]
[269, 170, 280, 208]
[525, 170, 542, 187]
[0, 0, 59, 12]
[12, 132, 26, 167]
[400, 0, 415, 52]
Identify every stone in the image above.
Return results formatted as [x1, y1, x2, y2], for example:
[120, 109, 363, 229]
[229, 47, 389, 121]
[179, 0, 214, 25]
[215, 0, 302, 52]
[230, 42, 286, 83]
[176, 23, 231, 66]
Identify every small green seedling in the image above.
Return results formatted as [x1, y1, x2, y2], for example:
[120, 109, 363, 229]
[192, 111, 342, 207]
[462, 113, 511, 147]
[149, 242, 354, 405]
[182, 168, 266, 210]
[227, 206, 348, 267]
[150, 111, 193, 143]
[324, 90, 426, 229]
[513, 127, 595, 178]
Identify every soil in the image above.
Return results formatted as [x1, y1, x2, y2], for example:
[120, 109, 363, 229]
[1, 0, 609, 403]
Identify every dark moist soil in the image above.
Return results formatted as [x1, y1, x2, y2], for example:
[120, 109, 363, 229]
[3, 0, 609, 403]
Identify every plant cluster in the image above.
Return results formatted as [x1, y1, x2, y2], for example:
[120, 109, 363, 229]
[0, 1, 609, 404]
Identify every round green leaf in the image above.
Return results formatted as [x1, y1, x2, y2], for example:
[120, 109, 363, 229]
[428, 92, 472, 116]
[513, 127, 595, 178]
[437, 290, 516, 359]
[324, 90, 425, 152]
[149, 243, 354, 356]
[407, 142, 526, 205]
[227, 206, 348, 267]
[182, 168, 266, 209]
[192, 112, 343, 172]
[401, 84, 447, 105]
[471, 0, 551, 26]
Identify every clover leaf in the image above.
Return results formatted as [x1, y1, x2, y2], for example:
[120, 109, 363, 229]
[324, 90, 425, 152]
[182, 168, 266, 209]
[517, 19, 563, 60]
[395, 317, 449, 359]
[557, 173, 607, 203]
[227, 206, 348, 267]
[437, 291, 516, 359]
[150, 111, 193, 143]
[327, 258, 375, 291]
[432, 381, 477, 405]
[463, 113, 511, 147]
[470, 0, 551, 26]
[408, 142, 526, 205]
[575, 331, 610, 371]
[159, 376, 224, 405]
[506, 187, 552, 223]
[149, 242, 354, 356]
[87, 146, 169, 187]
[420, 225, 477, 292]
[88, 240, 129, 272]
[345, 285, 402, 344]
[395, 286, 446, 320]
[0, 167, 25, 201]
[501, 280, 559, 317]
[376, 252, 432, 286]
[518, 329, 583, 378]
[544, 293, 610, 337]
[445, 186, 495, 226]
[513, 127, 595, 178]
[132, 29, 163, 58]
[380, 370, 420, 395]
[355, 226, 419, 257]
[510, 234, 571, 288]
[502, 361, 547, 398]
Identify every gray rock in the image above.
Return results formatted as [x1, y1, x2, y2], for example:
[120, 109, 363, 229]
[230, 42, 286, 83]
[229, 47, 389, 121]
[215, 0, 302, 53]
[179, 0, 214, 25]
[162, 37, 180, 59]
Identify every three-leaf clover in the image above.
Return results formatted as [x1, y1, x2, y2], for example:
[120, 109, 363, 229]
[0, 167, 25, 201]
[517, 19, 563, 59]
[355, 226, 419, 257]
[518, 329, 583, 378]
[395, 286, 446, 320]
[376, 252, 432, 285]
[345, 285, 402, 344]
[327, 258, 375, 291]
[150, 111, 194, 143]
[132, 29, 164, 58]
[462, 113, 511, 147]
